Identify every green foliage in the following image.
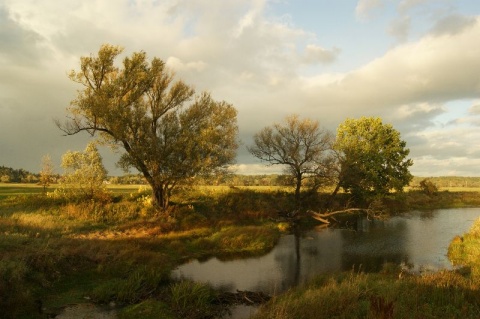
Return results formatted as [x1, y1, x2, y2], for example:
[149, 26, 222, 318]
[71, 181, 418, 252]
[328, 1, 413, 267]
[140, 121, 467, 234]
[59, 44, 239, 210]
[334, 117, 413, 201]
[56, 142, 108, 201]
[248, 114, 335, 204]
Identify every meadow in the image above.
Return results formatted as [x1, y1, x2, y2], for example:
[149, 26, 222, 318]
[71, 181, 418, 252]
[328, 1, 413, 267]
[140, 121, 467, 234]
[0, 183, 290, 319]
[1, 182, 480, 318]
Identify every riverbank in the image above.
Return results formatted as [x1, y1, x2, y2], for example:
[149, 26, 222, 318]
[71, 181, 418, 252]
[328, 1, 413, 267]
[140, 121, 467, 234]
[1, 185, 480, 318]
[252, 217, 480, 319]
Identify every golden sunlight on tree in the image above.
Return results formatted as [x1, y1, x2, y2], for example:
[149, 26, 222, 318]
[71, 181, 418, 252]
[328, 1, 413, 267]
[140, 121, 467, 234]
[39, 154, 54, 193]
[57, 44, 238, 210]
[56, 142, 108, 201]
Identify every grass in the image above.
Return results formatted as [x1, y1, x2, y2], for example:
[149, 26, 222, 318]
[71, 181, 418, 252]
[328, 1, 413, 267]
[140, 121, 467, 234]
[2, 183, 480, 318]
[0, 184, 284, 318]
[252, 268, 480, 319]
[448, 217, 480, 280]
[253, 217, 480, 319]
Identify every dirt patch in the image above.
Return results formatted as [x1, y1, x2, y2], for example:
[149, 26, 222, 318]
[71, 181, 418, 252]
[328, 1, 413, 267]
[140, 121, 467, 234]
[55, 303, 117, 319]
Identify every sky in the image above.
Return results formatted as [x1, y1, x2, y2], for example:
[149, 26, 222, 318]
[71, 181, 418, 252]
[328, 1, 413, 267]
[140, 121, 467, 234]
[1, 0, 480, 177]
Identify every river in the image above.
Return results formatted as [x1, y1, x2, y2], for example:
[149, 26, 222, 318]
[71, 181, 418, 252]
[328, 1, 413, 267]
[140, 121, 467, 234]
[172, 208, 480, 318]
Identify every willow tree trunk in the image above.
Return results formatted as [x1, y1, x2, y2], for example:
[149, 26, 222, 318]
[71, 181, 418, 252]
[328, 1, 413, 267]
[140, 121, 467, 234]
[151, 182, 170, 210]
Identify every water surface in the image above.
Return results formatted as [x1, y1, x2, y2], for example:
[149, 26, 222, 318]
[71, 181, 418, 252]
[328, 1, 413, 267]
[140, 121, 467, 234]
[173, 208, 480, 319]
[172, 208, 480, 317]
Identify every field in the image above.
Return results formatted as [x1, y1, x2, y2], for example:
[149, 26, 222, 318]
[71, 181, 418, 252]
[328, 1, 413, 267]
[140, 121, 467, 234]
[2, 182, 480, 318]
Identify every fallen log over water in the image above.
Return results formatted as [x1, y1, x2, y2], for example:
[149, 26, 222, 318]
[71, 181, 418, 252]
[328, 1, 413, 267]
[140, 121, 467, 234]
[307, 208, 369, 224]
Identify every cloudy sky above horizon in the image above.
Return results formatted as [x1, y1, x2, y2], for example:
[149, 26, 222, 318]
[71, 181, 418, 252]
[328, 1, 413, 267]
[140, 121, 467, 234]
[1, 0, 480, 176]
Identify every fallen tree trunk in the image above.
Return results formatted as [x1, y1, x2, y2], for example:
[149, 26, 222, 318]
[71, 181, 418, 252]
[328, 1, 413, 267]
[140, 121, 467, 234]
[307, 208, 367, 224]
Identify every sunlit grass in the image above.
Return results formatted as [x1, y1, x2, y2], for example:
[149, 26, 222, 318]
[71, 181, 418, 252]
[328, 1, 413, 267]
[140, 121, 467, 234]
[448, 217, 480, 280]
[252, 269, 480, 319]
[0, 186, 285, 317]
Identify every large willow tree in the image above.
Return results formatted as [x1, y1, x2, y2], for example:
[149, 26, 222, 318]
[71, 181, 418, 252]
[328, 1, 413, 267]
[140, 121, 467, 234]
[58, 44, 238, 209]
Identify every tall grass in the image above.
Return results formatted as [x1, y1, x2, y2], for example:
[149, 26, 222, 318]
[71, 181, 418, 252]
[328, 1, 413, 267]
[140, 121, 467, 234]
[252, 269, 480, 319]
[448, 217, 480, 280]
[169, 280, 222, 319]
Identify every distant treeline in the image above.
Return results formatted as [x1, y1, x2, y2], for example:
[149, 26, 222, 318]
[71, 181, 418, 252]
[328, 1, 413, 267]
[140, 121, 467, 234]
[2, 165, 480, 188]
[0, 166, 41, 183]
[411, 176, 480, 188]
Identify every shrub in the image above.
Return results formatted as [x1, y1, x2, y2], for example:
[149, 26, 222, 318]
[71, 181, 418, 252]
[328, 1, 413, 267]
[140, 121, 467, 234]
[419, 178, 438, 196]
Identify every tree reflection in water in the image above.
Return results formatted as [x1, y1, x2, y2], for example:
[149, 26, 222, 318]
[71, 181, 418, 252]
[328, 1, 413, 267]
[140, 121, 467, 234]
[173, 208, 480, 295]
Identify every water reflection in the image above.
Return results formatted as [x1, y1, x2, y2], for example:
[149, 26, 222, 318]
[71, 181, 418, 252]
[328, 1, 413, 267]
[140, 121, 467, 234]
[172, 208, 480, 296]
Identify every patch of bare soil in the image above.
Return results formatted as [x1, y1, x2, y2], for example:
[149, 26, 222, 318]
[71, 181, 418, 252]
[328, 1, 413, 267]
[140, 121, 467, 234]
[54, 303, 117, 319]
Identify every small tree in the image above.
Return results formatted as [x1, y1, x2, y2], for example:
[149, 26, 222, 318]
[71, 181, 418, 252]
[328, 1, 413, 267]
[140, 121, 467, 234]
[57, 44, 238, 210]
[57, 142, 108, 200]
[419, 179, 438, 196]
[248, 114, 335, 205]
[334, 117, 413, 200]
[39, 154, 54, 193]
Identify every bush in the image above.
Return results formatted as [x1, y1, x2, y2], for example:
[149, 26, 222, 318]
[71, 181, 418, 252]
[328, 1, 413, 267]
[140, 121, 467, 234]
[419, 179, 438, 196]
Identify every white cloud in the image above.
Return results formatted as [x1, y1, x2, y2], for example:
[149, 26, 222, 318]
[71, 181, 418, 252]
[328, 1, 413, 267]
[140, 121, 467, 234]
[388, 16, 411, 42]
[398, 0, 432, 14]
[355, 0, 384, 21]
[1, 0, 480, 177]
[302, 44, 340, 65]
[430, 13, 477, 36]
[468, 101, 480, 115]
[229, 164, 281, 175]
[166, 57, 207, 72]
[303, 18, 480, 120]
[411, 155, 480, 176]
